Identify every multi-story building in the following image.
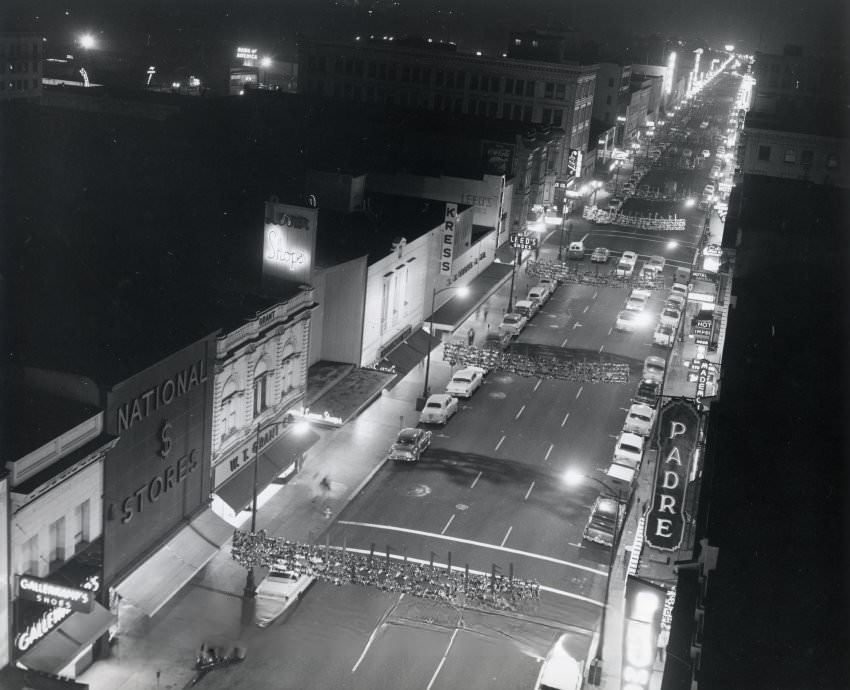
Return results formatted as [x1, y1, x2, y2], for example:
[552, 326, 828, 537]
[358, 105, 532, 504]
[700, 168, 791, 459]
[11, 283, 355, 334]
[624, 77, 654, 145]
[0, 33, 42, 100]
[752, 45, 850, 110]
[298, 37, 597, 183]
[592, 62, 631, 132]
[737, 101, 849, 188]
[4, 377, 118, 679]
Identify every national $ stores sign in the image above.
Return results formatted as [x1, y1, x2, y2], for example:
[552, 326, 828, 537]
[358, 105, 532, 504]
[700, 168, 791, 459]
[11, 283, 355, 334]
[645, 400, 700, 551]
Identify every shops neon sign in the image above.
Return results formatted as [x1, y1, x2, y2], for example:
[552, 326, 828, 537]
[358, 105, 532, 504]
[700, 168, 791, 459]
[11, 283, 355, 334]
[15, 575, 100, 652]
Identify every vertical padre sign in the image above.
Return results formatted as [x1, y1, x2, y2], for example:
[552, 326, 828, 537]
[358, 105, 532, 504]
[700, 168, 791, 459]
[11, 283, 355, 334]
[262, 200, 318, 290]
[645, 399, 700, 551]
[440, 203, 458, 275]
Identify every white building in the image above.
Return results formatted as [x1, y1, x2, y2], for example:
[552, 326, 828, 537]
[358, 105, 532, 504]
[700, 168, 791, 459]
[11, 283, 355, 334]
[209, 289, 319, 522]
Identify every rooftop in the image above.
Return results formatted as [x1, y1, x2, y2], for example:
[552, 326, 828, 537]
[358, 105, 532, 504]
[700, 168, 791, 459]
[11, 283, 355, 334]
[744, 98, 850, 139]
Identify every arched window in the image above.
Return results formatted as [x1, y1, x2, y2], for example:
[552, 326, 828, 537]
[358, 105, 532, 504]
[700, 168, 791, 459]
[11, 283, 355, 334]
[281, 341, 297, 392]
[253, 358, 270, 417]
[221, 376, 238, 433]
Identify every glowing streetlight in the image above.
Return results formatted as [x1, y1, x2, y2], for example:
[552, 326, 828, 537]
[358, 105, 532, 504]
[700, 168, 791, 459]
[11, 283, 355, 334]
[260, 56, 272, 68]
[667, 240, 679, 250]
[684, 198, 696, 208]
[79, 33, 96, 50]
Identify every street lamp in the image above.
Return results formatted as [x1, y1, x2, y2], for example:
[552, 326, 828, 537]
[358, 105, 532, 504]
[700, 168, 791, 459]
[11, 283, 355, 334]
[590, 180, 603, 207]
[244, 414, 310, 597]
[420, 284, 469, 402]
[563, 469, 626, 682]
[79, 33, 96, 50]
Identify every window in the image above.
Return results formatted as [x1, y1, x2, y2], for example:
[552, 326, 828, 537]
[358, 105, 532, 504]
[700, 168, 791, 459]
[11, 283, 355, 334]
[354, 58, 364, 76]
[542, 108, 551, 124]
[606, 95, 611, 105]
[434, 93, 443, 110]
[23, 535, 38, 575]
[456, 71, 466, 88]
[490, 75, 500, 92]
[367, 61, 376, 78]
[801, 150, 814, 166]
[49, 517, 66, 566]
[556, 83, 565, 99]
[470, 74, 479, 90]
[608, 77, 614, 87]
[487, 101, 497, 117]
[253, 360, 270, 416]
[423, 68, 431, 84]
[345, 57, 354, 75]
[402, 65, 410, 82]
[411, 65, 420, 83]
[523, 105, 532, 122]
[545, 82, 554, 98]
[525, 80, 535, 97]
[435, 69, 444, 86]
[378, 63, 386, 80]
[514, 79, 524, 96]
[505, 78, 514, 93]
[757, 145, 771, 162]
[380, 274, 391, 334]
[388, 64, 396, 80]
[826, 153, 839, 169]
[783, 148, 796, 163]
[74, 500, 91, 552]
[501, 102, 511, 118]
[552, 109, 563, 127]
[221, 376, 239, 434]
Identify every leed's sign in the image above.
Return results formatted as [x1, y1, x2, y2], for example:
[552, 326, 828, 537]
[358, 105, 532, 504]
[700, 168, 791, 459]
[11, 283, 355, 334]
[645, 400, 699, 551]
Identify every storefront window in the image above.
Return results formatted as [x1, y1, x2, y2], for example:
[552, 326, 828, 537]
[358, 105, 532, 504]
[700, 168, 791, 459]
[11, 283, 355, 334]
[49, 517, 66, 567]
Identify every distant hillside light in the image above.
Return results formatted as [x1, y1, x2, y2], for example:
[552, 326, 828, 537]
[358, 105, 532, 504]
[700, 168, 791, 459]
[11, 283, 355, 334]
[79, 33, 96, 50]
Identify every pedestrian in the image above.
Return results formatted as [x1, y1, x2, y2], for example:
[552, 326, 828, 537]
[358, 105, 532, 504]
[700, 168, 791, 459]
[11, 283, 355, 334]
[483, 305, 489, 321]
[467, 327, 475, 346]
[320, 475, 331, 491]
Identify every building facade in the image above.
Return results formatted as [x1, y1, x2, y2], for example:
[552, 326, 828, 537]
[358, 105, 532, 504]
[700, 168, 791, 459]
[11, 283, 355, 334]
[0, 33, 42, 100]
[5, 394, 117, 678]
[624, 78, 654, 145]
[591, 62, 631, 130]
[298, 38, 597, 181]
[210, 290, 318, 521]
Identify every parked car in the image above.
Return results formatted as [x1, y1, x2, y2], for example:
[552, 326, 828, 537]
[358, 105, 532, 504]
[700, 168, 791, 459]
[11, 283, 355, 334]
[513, 299, 539, 320]
[623, 403, 656, 436]
[582, 496, 625, 547]
[633, 379, 661, 407]
[670, 283, 688, 301]
[625, 290, 649, 312]
[255, 565, 316, 627]
[615, 251, 638, 277]
[653, 323, 675, 347]
[614, 431, 645, 469]
[590, 247, 610, 263]
[567, 240, 585, 259]
[537, 277, 558, 294]
[499, 312, 528, 336]
[665, 293, 686, 310]
[659, 307, 682, 327]
[527, 285, 550, 305]
[386, 427, 432, 463]
[643, 355, 667, 383]
[643, 255, 666, 276]
[446, 366, 486, 398]
[615, 310, 642, 332]
[419, 393, 459, 425]
[483, 330, 512, 351]
[535, 633, 584, 690]
[701, 149, 711, 158]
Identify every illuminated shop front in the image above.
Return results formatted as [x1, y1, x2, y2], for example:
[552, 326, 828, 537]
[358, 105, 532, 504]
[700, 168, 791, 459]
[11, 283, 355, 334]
[103, 335, 232, 629]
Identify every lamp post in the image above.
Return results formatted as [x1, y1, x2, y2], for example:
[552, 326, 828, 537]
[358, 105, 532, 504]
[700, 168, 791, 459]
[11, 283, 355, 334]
[243, 414, 309, 597]
[421, 284, 469, 402]
[590, 180, 603, 207]
[563, 470, 625, 682]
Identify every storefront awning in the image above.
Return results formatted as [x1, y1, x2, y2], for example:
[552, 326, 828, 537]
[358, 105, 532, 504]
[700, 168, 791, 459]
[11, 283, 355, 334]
[0, 666, 89, 689]
[428, 262, 513, 331]
[380, 327, 432, 382]
[18, 602, 115, 676]
[114, 508, 232, 617]
[214, 428, 320, 514]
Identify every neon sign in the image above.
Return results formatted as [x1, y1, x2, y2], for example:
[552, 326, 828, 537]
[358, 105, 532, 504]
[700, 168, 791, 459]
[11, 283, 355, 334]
[15, 575, 101, 652]
[440, 203, 458, 275]
[18, 575, 94, 613]
[265, 227, 307, 270]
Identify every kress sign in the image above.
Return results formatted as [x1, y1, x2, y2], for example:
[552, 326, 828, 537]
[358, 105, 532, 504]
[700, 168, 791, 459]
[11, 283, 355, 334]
[645, 400, 700, 551]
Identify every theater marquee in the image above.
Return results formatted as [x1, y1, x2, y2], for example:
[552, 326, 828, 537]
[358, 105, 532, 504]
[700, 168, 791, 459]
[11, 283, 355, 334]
[645, 399, 700, 551]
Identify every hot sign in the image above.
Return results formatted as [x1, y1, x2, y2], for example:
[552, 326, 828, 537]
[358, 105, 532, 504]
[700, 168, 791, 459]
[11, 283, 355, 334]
[645, 399, 700, 551]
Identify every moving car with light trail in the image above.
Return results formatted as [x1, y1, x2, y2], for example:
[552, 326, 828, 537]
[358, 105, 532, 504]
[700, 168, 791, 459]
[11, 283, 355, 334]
[615, 309, 642, 332]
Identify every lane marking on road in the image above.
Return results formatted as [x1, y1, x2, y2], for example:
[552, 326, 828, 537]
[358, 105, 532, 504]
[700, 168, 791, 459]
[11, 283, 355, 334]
[583, 305, 589, 313]
[607, 326, 613, 336]
[599, 344, 605, 353]
[575, 386, 584, 399]
[572, 321, 582, 330]
[524, 481, 535, 500]
[441, 514, 455, 535]
[561, 412, 570, 427]
[352, 593, 404, 673]
[515, 405, 526, 420]
[470, 471, 482, 489]
[495, 435, 505, 452]
[500, 526, 513, 547]
[593, 291, 599, 299]
[336, 521, 609, 577]
[426, 628, 460, 690]
[561, 337, 569, 347]
[533, 378, 542, 392]
[544, 443, 554, 461]
[568, 542, 584, 548]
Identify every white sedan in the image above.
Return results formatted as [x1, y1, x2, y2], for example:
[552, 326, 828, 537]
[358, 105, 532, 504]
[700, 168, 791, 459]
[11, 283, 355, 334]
[255, 567, 316, 627]
[615, 310, 642, 332]
[615, 251, 638, 277]
[625, 291, 649, 312]
[659, 307, 681, 327]
[614, 431, 645, 469]
[446, 366, 486, 398]
[499, 312, 528, 336]
[623, 403, 656, 436]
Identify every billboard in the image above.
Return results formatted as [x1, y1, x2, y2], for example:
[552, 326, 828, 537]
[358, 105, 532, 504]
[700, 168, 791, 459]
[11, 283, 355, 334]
[440, 203, 458, 275]
[482, 141, 515, 176]
[262, 200, 318, 291]
[104, 336, 216, 584]
[621, 576, 668, 689]
[567, 148, 582, 178]
[645, 399, 700, 551]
